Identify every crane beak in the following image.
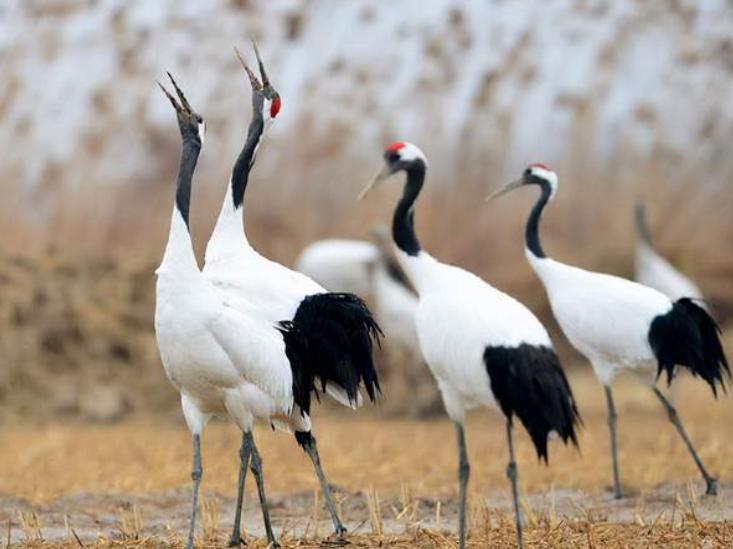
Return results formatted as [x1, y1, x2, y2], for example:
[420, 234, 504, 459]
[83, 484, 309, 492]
[252, 40, 270, 88]
[234, 46, 262, 90]
[486, 178, 525, 201]
[358, 165, 392, 201]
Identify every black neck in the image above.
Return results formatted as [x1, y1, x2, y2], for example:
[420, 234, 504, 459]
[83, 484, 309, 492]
[175, 136, 201, 229]
[526, 179, 551, 259]
[231, 93, 265, 210]
[392, 162, 425, 256]
[635, 202, 653, 245]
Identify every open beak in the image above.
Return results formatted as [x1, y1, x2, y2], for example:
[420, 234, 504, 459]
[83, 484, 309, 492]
[234, 46, 262, 90]
[252, 40, 270, 88]
[486, 177, 525, 201]
[358, 164, 392, 201]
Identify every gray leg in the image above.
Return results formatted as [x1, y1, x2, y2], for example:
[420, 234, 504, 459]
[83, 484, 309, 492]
[454, 422, 470, 549]
[301, 434, 347, 538]
[505, 419, 524, 549]
[604, 385, 623, 499]
[652, 387, 717, 495]
[247, 432, 279, 547]
[187, 434, 203, 549]
[229, 432, 253, 547]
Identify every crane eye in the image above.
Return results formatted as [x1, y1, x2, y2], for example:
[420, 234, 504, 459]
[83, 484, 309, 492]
[385, 151, 400, 163]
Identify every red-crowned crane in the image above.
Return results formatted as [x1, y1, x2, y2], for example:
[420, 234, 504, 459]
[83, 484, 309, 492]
[201, 45, 382, 545]
[155, 75, 312, 549]
[489, 164, 730, 498]
[635, 201, 706, 304]
[359, 142, 580, 549]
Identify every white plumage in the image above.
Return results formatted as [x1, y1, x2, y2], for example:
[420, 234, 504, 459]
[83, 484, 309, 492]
[295, 236, 421, 362]
[491, 163, 729, 500]
[295, 238, 378, 297]
[528, 255, 670, 385]
[634, 202, 705, 303]
[154, 75, 305, 549]
[407, 257, 552, 418]
[205, 214, 324, 320]
[371, 257, 420, 356]
[199, 46, 381, 545]
[361, 142, 579, 549]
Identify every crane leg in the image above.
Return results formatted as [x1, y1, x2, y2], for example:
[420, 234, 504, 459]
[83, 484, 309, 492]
[301, 434, 347, 538]
[454, 422, 470, 549]
[187, 434, 203, 549]
[604, 385, 623, 499]
[247, 432, 280, 547]
[228, 432, 253, 546]
[652, 387, 717, 495]
[505, 419, 524, 549]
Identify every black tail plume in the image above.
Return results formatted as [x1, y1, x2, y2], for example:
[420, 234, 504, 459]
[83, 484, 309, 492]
[648, 298, 730, 396]
[484, 344, 581, 462]
[278, 292, 383, 415]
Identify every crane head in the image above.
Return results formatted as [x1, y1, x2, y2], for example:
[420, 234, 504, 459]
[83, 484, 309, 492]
[158, 72, 205, 145]
[487, 163, 558, 201]
[358, 142, 427, 200]
[235, 42, 282, 125]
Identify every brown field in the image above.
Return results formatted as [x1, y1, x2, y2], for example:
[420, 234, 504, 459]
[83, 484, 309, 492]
[3, 372, 733, 548]
[3, 4, 733, 548]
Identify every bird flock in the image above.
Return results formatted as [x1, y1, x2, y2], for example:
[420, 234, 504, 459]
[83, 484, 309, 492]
[154, 44, 730, 549]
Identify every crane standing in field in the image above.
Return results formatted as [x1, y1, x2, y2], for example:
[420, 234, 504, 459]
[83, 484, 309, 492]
[489, 164, 729, 498]
[202, 45, 382, 545]
[155, 74, 305, 549]
[359, 142, 580, 549]
[635, 201, 706, 304]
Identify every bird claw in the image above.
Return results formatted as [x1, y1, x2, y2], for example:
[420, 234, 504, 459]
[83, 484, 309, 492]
[705, 477, 718, 496]
[227, 534, 246, 547]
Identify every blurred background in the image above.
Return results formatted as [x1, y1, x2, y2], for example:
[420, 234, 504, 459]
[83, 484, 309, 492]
[1, 0, 732, 423]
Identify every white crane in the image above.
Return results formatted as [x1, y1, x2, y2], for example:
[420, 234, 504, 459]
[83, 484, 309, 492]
[202, 46, 382, 545]
[635, 201, 706, 303]
[359, 142, 580, 549]
[295, 238, 380, 297]
[295, 230, 420, 362]
[489, 164, 730, 498]
[154, 74, 308, 549]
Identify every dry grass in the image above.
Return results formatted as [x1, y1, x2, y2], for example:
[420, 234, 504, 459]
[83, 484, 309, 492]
[2, 181, 733, 421]
[3, 373, 733, 547]
[3, 373, 732, 504]
[0, 249, 443, 421]
[8, 523, 733, 549]
[2, 162, 733, 318]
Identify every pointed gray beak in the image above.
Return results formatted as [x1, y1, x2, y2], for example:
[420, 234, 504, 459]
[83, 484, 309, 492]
[234, 46, 261, 90]
[358, 164, 392, 201]
[252, 40, 270, 87]
[486, 177, 525, 201]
